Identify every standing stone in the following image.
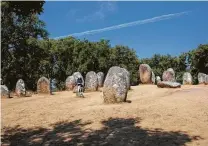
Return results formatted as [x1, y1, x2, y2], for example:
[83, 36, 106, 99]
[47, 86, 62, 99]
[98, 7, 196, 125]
[85, 71, 98, 91]
[151, 71, 155, 84]
[205, 75, 208, 85]
[72, 72, 84, 93]
[156, 76, 161, 83]
[121, 68, 131, 89]
[97, 72, 104, 87]
[183, 72, 192, 85]
[157, 81, 181, 88]
[73, 72, 84, 85]
[37, 76, 50, 94]
[139, 64, 152, 84]
[15, 79, 26, 97]
[65, 76, 76, 91]
[1, 85, 9, 98]
[162, 68, 175, 82]
[198, 73, 206, 84]
[103, 66, 129, 104]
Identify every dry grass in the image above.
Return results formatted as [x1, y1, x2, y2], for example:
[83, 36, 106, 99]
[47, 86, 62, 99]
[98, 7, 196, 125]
[1, 85, 208, 145]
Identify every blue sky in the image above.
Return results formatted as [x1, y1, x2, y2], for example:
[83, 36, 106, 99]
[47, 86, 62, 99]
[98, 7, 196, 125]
[39, 1, 208, 58]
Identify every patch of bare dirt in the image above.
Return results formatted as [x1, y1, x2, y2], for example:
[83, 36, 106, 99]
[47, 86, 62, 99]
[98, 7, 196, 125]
[1, 85, 208, 145]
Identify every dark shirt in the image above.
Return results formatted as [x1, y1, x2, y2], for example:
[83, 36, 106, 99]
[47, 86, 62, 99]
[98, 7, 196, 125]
[77, 78, 83, 85]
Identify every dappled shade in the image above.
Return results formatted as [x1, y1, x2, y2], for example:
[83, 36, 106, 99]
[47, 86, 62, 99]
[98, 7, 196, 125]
[1, 118, 202, 146]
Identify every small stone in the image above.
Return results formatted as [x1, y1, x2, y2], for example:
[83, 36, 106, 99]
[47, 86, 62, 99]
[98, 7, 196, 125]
[37, 76, 50, 94]
[15, 79, 26, 97]
[1, 85, 9, 98]
[157, 81, 181, 88]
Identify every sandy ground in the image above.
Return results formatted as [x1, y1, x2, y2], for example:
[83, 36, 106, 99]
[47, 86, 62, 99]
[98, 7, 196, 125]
[1, 85, 208, 146]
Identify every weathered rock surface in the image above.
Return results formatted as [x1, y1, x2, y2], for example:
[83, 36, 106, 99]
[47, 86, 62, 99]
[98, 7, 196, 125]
[73, 72, 84, 85]
[139, 64, 152, 84]
[1, 85, 9, 98]
[157, 81, 181, 88]
[156, 76, 161, 83]
[97, 72, 104, 87]
[151, 71, 155, 84]
[37, 76, 50, 94]
[15, 79, 26, 97]
[121, 68, 131, 89]
[85, 71, 98, 91]
[103, 66, 129, 103]
[72, 72, 84, 93]
[198, 73, 206, 84]
[205, 75, 208, 85]
[162, 68, 175, 82]
[65, 76, 76, 90]
[183, 72, 192, 85]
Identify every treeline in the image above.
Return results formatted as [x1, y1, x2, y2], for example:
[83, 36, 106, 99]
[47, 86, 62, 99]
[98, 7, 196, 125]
[1, 1, 208, 91]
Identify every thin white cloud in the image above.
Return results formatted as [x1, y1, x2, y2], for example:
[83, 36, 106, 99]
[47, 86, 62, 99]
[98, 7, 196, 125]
[76, 1, 117, 22]
[54, 11, 190, 39]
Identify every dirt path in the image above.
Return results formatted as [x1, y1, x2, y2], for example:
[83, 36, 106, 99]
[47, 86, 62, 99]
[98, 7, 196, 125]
[1, 85, 208, 145]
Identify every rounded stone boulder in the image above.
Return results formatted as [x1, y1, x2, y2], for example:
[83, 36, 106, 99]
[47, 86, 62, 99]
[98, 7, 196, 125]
[37, 76, 50, 94]
[85, 71, 98, 91]
[65, 76, 76, 91]
[183, 72, 192, 85]
[15, 79, 26, 97]
[157, 81, 181, 88]
[162, 68, 175, 82]
[97, 72, 104, 87]
[72, 72, 84, 93]
[198, 73, 206, 84]
[1, 85, 9, 98]
[103, 66, 129, 104]
[139, 64, 152, 84]
[73, 72, 84, 85]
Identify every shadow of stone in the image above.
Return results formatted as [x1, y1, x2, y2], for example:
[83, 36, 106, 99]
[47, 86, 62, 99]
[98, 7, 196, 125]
[1, 118, 203, 146]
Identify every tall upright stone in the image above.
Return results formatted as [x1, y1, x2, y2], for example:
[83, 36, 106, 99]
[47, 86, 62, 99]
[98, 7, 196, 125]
[85, 71, 98, 91]
[139, 64, 152, 84]
[65, 76, 76, 91]
[151, 71, 155, 84]
[15, 79, 26, 97]
[1, 85, 9, 98]
[103, 66, 129, 104]
[162, 68, 175, 82]
[198, 73, 206, 84]
[72, 72, 84, 93]
[97, 72, 104, 87]
[205, 75, 208, 85]
[73, 72, 84, 85]
[183, 72, 192, 85]
[37, 76, 50, 94]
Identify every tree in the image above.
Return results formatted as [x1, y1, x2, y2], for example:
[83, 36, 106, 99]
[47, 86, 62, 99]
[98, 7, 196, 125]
[1, 1, 48, 90]
[188, 44, 208, 84]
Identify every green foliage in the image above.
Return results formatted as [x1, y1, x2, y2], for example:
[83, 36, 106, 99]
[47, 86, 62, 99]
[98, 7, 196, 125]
[38, 38, 139, 89]
[1, 1, 48, 90]
[188, 44, 208, 84]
